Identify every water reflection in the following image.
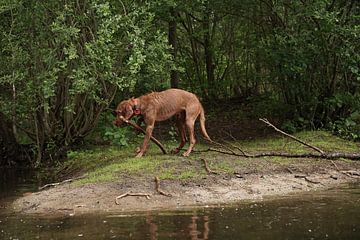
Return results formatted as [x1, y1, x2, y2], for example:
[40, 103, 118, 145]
[188, 215, 209, 240]
[0, 172, 359, 240]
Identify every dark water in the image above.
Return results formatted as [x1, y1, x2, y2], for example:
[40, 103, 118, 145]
[0, 169, 359, 240]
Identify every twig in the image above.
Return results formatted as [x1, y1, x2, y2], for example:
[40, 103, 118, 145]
[115, 191, 151, 205]
[330, 175, 338, 180]
[119, 116, 167, 154]
[224, 140, 248, 156]
[38, 175, 86, 190]
[341, 170, 360, 177]
[285, 167, 294, 174]
[294, 175, 322, 184]
[259, 118, 325, 155]
[154, 177, 172, 197]
[201, 159, 218, 174]
[330, 160, 341, 171]
[331, 160, 352, 177]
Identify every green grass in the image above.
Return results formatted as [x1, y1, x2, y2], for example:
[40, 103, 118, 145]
[62, 130, 359, 185]
[240, 131, 359, 153]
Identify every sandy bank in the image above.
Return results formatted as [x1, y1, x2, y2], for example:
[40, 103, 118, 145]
[12, 169, 359, 215]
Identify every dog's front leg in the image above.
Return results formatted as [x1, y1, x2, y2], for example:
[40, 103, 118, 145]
[136, 121, 155, 158]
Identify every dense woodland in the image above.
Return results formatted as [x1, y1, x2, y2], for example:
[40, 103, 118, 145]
[0, 0, 359, 166]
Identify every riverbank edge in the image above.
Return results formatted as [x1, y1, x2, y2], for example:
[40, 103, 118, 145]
[11, 170, 359, 216]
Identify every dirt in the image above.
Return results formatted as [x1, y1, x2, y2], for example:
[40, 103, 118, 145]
[12, 165, 360, 216]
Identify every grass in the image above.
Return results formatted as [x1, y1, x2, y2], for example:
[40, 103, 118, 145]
[62, 130, 359, 185]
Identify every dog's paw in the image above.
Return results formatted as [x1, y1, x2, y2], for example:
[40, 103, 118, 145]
[170, 148, 180, 154]
[182, 151, 190, 157]
[135, 152, 144, 158]
[135, 147, 141, 153]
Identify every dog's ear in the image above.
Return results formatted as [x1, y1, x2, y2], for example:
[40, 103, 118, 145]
[129, 97, 136, 105]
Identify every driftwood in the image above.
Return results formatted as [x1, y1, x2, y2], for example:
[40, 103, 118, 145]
[197, 119, 360, 161]
[119, 116, 167, 154]
[154, 177, 172, 197]
[115, 191, 151, 204]
[38, 175, 86, 190]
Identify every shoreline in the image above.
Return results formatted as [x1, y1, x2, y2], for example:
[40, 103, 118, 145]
[11, 170, 359, 216]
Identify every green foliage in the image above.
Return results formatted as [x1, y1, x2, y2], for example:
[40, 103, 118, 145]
[0, 0, 175, 164]
[1, 0, 359, 166]
[330, 112, 360, 141]
[326, 92, 360, 140]
[103, 126, 130, 146]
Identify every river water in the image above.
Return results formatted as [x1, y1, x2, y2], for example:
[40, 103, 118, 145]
[0, 169, 359, 240]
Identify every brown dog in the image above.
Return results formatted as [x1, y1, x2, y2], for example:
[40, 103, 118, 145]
[113, 88, 211, 157]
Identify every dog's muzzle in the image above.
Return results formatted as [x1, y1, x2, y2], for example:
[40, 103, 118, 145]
[113, 115, 129, 127]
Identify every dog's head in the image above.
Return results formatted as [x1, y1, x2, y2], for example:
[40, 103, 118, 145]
[112, 98, 138, 127]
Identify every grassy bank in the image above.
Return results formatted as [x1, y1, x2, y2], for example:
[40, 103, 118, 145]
[57, 131, 359, 186]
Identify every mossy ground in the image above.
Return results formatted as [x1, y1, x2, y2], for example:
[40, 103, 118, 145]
[59, 131, 359, 186]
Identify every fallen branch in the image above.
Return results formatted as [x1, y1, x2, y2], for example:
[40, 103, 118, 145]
[196, 119, 360, 161]
[259, 118, 325, 154]
[154, 177, 172, 197]
[198, 148, 360, 160]
[119, 116, 167, 154]
[201, 159, 218, 174]
[115, 191, 151, 204]
[38, 175, 86, 190]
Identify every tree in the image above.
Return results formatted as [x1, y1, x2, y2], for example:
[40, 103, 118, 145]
[0, 0, 174, 165]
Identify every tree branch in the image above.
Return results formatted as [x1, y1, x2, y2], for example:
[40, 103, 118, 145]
[119, 116, 167, 154]
[259, 118, 325, 154]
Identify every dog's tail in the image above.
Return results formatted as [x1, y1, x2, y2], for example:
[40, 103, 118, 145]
[199, 107, 212, 142]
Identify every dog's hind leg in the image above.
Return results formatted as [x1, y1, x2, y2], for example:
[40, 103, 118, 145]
[183, 106, 200, 157]
[171, 111, 186, 154]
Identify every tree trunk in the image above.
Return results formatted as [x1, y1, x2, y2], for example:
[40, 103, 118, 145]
[168, 7, 179, 88]
[203, 5, 215, 99]
[0, 112, 21, 166]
